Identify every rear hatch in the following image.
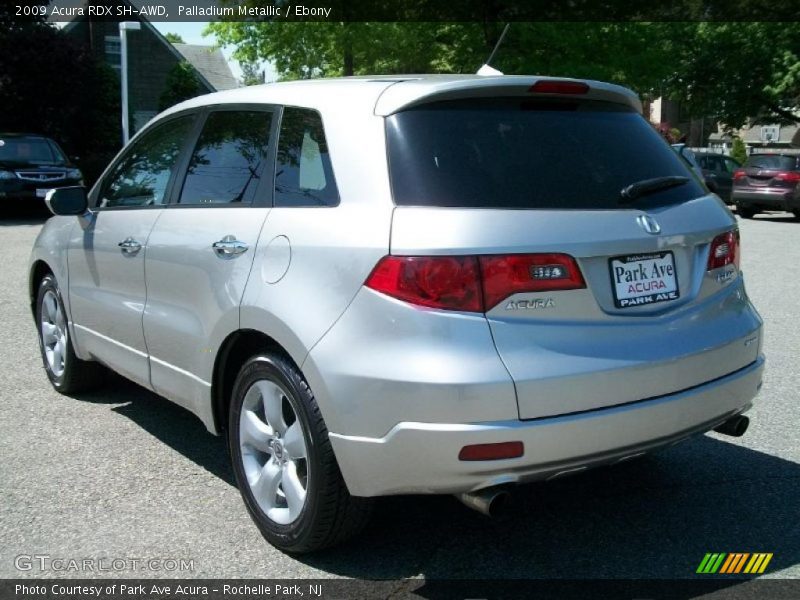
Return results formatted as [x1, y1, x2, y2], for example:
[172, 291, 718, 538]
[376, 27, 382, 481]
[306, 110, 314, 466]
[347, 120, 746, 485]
[385, 92, 760, 419]
[736, 154, 800, 189]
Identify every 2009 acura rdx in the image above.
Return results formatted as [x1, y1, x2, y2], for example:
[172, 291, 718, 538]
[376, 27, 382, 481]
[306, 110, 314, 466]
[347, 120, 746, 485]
[30, 75, 764, 553]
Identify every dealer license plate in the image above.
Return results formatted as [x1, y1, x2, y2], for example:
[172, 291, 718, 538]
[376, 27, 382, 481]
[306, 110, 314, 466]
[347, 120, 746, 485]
[610, 251, 679, 308]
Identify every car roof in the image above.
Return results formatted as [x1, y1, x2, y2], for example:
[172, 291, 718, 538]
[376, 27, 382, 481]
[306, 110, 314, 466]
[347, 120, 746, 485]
[160, 74, 642, 120]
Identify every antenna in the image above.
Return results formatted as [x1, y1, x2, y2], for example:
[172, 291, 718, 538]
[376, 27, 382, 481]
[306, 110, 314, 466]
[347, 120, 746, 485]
[477, 23, 510, 76]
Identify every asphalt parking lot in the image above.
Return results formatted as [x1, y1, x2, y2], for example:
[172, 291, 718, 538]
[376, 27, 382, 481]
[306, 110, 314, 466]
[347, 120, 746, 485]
[0, 208, 798, 581]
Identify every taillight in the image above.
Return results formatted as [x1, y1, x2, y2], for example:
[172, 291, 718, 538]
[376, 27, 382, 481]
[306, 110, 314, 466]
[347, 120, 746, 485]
[365, 253, 585, 312]
[707, 230, 740, 271]
[733, 169, 746, 181]
[775, 171, 800, 183]
[529, 80, 589, 95]
[479, 253, 585, 310]
[364, 256, 483, 312]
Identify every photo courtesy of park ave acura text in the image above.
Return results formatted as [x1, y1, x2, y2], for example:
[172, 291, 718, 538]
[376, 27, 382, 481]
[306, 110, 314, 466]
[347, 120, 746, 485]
[1, 0, 798, 597]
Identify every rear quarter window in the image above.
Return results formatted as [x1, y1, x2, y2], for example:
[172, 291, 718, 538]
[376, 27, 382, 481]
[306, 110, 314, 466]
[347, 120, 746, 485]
[386, 98, 705, 209]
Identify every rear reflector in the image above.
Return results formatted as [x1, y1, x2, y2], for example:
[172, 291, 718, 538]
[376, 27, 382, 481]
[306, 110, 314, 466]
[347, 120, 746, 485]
[459, 441, 524, 461]
[529, 80, 589, 95]
[707, 230, 740, 271]
[365, 253, 585, 312]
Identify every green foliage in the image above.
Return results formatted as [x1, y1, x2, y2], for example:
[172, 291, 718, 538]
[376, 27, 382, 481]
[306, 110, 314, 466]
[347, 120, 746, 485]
[206, 21, 799, 126]
[164, 32, 185, 44]
[731, 137, 748, 165]
[240, 61, 265, 86]
[0, 18, 120, 185]
[659, 22, 800, 127]
[158, 61, 202, 111]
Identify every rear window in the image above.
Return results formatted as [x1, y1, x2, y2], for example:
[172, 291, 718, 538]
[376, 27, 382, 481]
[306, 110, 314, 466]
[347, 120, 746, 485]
[744, 155, 798, 170]
[386, 98, 705, 209]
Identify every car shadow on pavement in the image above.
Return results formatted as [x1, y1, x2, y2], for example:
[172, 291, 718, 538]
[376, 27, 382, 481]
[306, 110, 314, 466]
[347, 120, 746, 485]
[77, 372, 235, 486]
[88, 374, 798, 582]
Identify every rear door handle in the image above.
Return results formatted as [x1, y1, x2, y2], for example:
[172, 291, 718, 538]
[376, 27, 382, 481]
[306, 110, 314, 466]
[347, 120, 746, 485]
[212, 235, 249, 258]
[118, 237, 142, 254]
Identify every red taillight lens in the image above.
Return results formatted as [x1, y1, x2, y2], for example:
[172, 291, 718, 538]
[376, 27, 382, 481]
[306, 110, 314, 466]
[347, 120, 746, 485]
[529, 80, 589, 95]
[707, 230, 740, 271]
[458, 441, 524, 461]
[365, 253, 585, 312]
[733, 169, 746, 181]
[775, 171, 800, 182]
[365, 256, 483, 312]
[479, 253, 585, 310]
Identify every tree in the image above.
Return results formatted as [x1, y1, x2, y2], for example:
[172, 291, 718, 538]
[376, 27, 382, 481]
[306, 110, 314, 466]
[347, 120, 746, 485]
[0, 16, 120, 184]
[240, 61, 265, 86]
[158, 61, 202, 111]
[164, 32, 185, 44]
[731, 137, 748, 165]
[661, 23, 800, 126]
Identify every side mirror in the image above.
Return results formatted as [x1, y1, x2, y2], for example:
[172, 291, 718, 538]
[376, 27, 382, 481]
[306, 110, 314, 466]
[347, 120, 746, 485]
[45, 186, 88, 216]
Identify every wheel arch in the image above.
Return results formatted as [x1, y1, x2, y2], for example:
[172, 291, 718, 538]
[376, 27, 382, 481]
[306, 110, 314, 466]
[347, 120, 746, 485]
[211, 329, 302, 435]
[29, 260, 54, 316]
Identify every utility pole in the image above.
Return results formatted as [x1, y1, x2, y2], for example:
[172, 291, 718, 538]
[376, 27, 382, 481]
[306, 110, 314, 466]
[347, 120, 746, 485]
[119, 21, 141, 145]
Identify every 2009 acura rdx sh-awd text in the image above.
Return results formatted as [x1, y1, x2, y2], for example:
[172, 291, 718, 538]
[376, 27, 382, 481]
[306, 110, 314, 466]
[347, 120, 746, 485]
[29, 75, 764, 553]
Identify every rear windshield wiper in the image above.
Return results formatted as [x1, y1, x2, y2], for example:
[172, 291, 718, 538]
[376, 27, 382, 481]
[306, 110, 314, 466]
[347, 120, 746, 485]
[619, 176, 690, 204]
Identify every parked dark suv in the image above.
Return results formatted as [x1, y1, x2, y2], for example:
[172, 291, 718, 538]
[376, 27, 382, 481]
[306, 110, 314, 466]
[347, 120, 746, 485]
[0, 134, 83, 206]
[732, 153, 800, 219]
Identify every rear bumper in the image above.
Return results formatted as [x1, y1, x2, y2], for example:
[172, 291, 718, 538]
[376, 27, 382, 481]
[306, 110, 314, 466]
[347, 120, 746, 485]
[733, 188, 798, 210]
[330, 356, 764, 497]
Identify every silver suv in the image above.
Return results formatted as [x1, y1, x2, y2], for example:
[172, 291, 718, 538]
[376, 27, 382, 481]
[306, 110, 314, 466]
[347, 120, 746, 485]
[30, 76, 764, 553]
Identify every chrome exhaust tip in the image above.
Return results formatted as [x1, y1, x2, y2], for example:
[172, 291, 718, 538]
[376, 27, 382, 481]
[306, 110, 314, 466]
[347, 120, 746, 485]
[456, 487, 511, 517]
[714, 415, 750, 437]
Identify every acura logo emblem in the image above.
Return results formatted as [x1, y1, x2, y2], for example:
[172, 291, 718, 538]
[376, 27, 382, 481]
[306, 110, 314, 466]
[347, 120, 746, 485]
[637, 214, 661, 235]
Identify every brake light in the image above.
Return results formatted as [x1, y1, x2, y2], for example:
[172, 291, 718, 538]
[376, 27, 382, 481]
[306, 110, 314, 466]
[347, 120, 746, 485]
[365, 253, 585, 312]
[733, 169, 746, 181]
[479, 253, 585, 309]
[529, 80, 589, 95]
[364, 256, 483, 312]
[775, 171, 800, 182]
[707, 230, 740, 271]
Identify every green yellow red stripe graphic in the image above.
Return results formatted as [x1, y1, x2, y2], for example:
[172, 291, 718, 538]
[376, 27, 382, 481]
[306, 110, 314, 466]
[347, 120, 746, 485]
[697, 552, 773, 574]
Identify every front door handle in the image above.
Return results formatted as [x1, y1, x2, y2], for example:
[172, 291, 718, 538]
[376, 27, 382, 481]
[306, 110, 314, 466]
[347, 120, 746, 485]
[118, 237, 142, 255]
[212, 235, 249, 258]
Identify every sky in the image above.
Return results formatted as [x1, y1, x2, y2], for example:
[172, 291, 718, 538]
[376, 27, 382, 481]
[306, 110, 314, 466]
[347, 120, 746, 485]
[151, 21, 277, 83]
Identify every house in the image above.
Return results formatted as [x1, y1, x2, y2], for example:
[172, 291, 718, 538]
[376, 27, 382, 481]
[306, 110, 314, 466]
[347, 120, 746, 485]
[708, 118, 800, 155]
[60, 0, 238, 133]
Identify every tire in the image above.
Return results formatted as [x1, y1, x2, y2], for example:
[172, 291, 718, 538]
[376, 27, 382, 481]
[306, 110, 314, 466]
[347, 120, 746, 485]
[793, 210, 800, 221]
[736, 205, 756, 219]
[228, 353, 372, 553]
[35, 274, 105, 394]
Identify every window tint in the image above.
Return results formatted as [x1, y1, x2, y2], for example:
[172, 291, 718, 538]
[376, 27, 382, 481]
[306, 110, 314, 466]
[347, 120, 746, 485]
[179, 111, 272, 205]
[274, 108, 339, 207]
[744, 155, 798, 170]
[100, 116, 193, 208]
[387, 98, 705, 209]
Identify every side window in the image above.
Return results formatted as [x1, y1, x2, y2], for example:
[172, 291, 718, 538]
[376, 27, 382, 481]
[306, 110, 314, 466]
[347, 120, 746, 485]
[100, 116, 194, 208]
[178, 110, 273, 205]
[274, 108, 339, 207]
